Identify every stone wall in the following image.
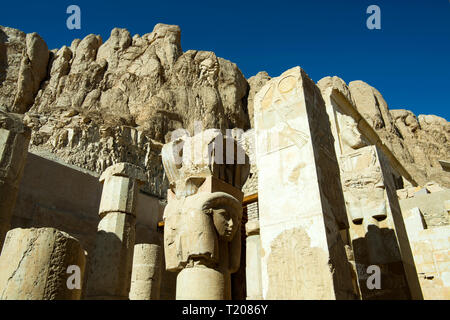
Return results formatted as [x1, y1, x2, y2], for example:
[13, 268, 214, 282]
[403, 207, 450, 299]
[399, 188, 450, 228]
[8, 151, 177, 299]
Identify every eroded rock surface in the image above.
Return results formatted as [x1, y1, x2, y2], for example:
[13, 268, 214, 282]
[1, 24, 250, 197]
[247, 71, 271, 127]
[348, 81, 450, 188]
[0, 26, 49, 114]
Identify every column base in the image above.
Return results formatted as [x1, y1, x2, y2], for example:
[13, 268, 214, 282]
[176, 267, 224, 300]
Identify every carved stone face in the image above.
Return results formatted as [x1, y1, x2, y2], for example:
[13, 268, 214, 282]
[163, 191, 242, 271]
[212, 208, 239, 241]
[340, 114, 366, 152]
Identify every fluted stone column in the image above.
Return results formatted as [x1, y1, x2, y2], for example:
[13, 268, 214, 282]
[0, 111, 31, 250]
[129, 243, 162, 300]
[162, 129, 250, 300]
[0, 228, 86, 300]
[86, 163, 146, 300]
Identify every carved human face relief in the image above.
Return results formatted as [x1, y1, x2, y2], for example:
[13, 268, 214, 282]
[212, 208, 238, 241]
[340, 114, 366, 152]
[200, 192, 242, 242]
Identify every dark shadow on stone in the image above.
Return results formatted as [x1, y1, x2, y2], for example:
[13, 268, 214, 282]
[352, 225, 411, 300]
[84, 229, 133, 300]
[0, 28, 7, 86]
[231, 205, 247, 300]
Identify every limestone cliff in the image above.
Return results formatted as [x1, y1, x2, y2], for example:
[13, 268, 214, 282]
[348, 80, 450, 188]
[2, 23, 449, 192]
[1, 24, 250, 197]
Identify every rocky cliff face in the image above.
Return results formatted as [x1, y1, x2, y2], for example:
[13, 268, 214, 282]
[247, 71, 271, 127]
[1, 23, 449, 192]
[0, 27, 49, 114]
[1, 24, 250, 197]
[348, 80, 450, 188]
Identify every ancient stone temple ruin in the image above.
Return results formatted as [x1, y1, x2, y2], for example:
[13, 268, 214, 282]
[0, 23, 449, 300]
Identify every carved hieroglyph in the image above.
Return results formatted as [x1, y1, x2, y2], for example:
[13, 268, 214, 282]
[254, 67, 354, 299]
[0, 228, 86, 300]
[85, 162, 146, 300]
[162, 129, 249, 300]
[0, 110, 31, 250]
[340, 145, 422, 299]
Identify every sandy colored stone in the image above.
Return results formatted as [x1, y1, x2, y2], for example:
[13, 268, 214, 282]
[399, 190, 450, 228]
[0, 26, 49, 114]
[245, 234, 262, 300]
[401, 219, 450, 300]
[85, 212, 136, 299]
[0, 23, 250, 201]
[0, 227, 86, 300]
[129, 244, 162, 300]
[0, 111, 31, 249]
[98, 163, 146, 217]
[86, 162, 144, 299]
[162, 130, 248, 300]
[340, 145, 422, 299]
[247, 71, 271, 127]
[162, 129, 249, 198]
[176, 267, 224, 300]
[254, 66, 354, 299]
[348, 80, 450, 188]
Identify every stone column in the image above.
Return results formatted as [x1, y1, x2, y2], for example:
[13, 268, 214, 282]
[318, 76, 422, 299]
[340, 146, 422, 299]
[245, 202, 263, 300]
[85, 163, 146, 300]
[129, 243, 162, 300]
[253, 67, 355, 299]
[0, 228, 86, 300]
[0, 111, 31, 250]
[162, 129, 250, 300]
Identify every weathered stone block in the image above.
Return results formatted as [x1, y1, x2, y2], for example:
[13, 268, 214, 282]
[0, 228, 85, 300]
[176, 268, 224, 300]
[0, 114, 31, 250]
[245, 234, 262, 300]
[129, 244, 162, 300]
[162, 130, 249, 300]
[98, 163, 146, 216]
[254, 66, 354, 299]
[99, 175, 140, 216]
[86, 212, 136, 299]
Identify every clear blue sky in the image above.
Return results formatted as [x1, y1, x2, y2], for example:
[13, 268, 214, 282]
[1, 0, 449, 120]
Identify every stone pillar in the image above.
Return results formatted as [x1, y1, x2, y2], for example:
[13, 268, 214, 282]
[253, 67, 355, 299]
[0, 111, 31, 250]
[86, 163, 146, 300]
[162, 129, 250, 300]
[340, 146, 422, 299]
[245, 203, 263, 300]
[0, 228, 86, 300]
[318, 76, 422, 299]
[129, 243, 162, 300]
